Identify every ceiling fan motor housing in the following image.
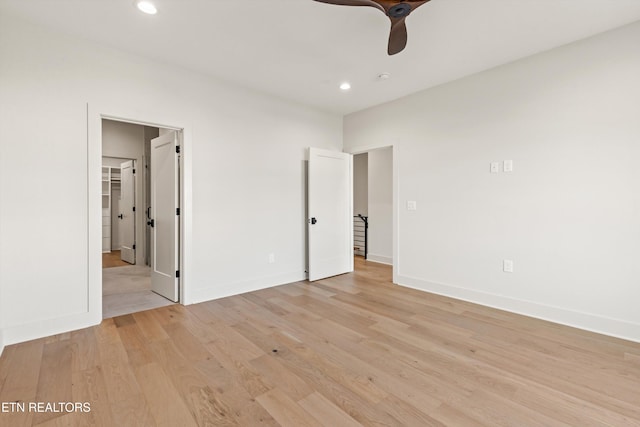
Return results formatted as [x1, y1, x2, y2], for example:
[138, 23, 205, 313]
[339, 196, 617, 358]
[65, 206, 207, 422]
[389, 3, 412, 18]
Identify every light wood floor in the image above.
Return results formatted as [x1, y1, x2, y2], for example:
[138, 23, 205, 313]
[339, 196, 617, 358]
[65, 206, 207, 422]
[102, 250, 131, 268]
[2, 258, 640, 426]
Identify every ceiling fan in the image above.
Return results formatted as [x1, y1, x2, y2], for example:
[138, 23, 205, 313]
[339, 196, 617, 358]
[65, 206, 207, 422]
[313, 0, 432, 55]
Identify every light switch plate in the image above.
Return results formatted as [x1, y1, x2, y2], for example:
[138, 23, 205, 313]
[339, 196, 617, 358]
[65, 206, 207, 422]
[407, 201, 417, 211]
[503, 259, 514, 273]
[490, 162, 500, 173]
[504, 160, 513, 172]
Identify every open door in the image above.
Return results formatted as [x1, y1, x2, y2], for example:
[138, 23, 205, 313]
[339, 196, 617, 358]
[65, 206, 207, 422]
[308, 147, 353, 281]
[119, 160, 136, 264]
[150, 131, 180, 302]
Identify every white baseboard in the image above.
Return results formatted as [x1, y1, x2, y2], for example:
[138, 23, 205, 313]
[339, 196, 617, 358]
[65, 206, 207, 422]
[2, 270, 307, 347]
[2, 310, 101, 348]
[366, 254, 393, 265]
[397, 274, 640, 344]
[187, 270, 307, 305]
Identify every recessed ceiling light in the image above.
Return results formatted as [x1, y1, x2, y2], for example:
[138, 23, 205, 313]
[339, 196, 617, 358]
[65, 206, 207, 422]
[136, 1, 157, 15]
[340, 82, 351, 91]
[377, 72, 391, 81]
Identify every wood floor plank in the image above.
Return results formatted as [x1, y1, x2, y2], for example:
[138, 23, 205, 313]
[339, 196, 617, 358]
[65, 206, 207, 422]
[297, 392, 363, 427]
[431, 403, 489, 427]
[202, 339, 271, 399]
[147, 338, 211, 398]
[70, 367, 114, 427]
[2, 258, 640, 426]
[116, 323, 155, 369]
[131, 309, 171, 342]
[255, 388, 322, 427]
[97, 335, 142, 405]
[135, 362, 198, 427]
[32, 341, 73, 425]
[94, 323, 160, 427]
[0, 340, 44, 427]
[102, 250, 130, 268]
[32, 412, 81, 427]
[377, 394, 448, 427]
[266, 320, 391, 406]
[69, 327, 100, 373]
[162, 321, 213, 363]
[193, 357, 279, 427]
[187, 386, 239, 427]
[249, 354, 314, 401]
[261, 335, 404, 426]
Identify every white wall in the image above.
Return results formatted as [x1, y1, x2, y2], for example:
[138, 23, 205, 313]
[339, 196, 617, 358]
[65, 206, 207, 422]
[0, 14, 342, 345]
[0, 246, 3, 355]
[344, 22, 640, 342]
[0, 287, 4, 355]
[353, 153, 368, 216]
[367, 147, 393, 265]
[102, 120, 147, 263]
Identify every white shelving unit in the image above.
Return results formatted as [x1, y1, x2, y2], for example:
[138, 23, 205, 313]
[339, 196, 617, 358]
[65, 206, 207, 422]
[102, 166, 121, 252]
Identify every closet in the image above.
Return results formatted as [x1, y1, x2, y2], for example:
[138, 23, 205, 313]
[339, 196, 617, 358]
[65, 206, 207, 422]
[101, 165, 121, 252]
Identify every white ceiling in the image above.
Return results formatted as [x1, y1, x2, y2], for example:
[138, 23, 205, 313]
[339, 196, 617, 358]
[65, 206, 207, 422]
[2, 0, 640, 115]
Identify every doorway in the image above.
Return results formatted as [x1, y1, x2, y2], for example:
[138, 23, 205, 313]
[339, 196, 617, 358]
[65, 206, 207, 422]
[101, 119, 180, 318]
[352, 147, 394, 274]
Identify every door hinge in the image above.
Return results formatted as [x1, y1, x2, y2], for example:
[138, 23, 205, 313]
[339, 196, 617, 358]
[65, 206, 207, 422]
[176, 208, 180, 215]
[133, 168, 136, 174]
[176, 146, 181, 154]
[176, 270, 180, 278]
[132, 206, 136, 212]
[133, 244, 136, 250]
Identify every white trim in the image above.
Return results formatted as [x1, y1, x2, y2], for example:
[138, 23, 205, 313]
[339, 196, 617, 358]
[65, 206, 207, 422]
[88, 101, 193, 321]
[366, 254, 393, 265]
[343, 144, 398, 284]
[397, 274, 640, 344]
[392, 144, 399, 285]
[2, 311, 97, 347]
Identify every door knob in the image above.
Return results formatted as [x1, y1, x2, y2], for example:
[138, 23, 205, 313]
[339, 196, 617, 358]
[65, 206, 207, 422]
[310, 217, 317, 225]
[118, 214, 123, 219]
[147, 219, 155, 227]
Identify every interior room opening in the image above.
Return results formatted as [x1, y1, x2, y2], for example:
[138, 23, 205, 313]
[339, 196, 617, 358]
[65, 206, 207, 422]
[352, 147, 394, 273]
[101, 118, 176, 318]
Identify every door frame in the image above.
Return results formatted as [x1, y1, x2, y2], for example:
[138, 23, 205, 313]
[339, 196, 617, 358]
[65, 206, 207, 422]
[345, 144, 398, 284]
[88, 102, 191, 322]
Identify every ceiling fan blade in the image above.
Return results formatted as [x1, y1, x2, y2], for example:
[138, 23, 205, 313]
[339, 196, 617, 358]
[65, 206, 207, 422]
[313, 0, 385, 13]
[314, 0, 433, 55]
[387, 18, 408, 55]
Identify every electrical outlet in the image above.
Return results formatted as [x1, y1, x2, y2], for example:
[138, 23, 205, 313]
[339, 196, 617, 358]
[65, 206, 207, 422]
[503, 259, 514, 273]
[268, 253, 275, 264]
[490, 162, 500, 173]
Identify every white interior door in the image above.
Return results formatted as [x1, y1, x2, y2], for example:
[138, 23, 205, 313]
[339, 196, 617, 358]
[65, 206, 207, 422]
[119, 160, 136, 264]
[308, 147, 353, 281]
[150, 131, 180, 302]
